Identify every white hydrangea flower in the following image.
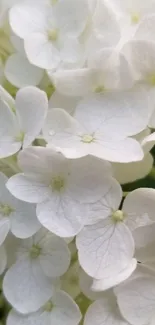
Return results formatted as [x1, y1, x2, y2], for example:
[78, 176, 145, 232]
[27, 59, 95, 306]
[0, 86, 48, 158]
[4, 35, 44, 88]
[7, 290, 82, 325]
[6, 146, 112, 237]
[110, 0, 155, 37]
[3, 228, 71, 313]
[76, 184, 155, 287]
[43, 89, 154, 162]
[0, 172, 40, 244]
[9, 0, 89, 69]
[84, 290, 130, 325]
[48, 49, 133, 97]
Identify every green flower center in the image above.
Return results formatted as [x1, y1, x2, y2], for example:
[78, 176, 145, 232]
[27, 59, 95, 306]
[131, 13, 140, 24]
[112, 210, 125, 222]
[48, 29, 59, 41]
[50, 176, 65, 191]
[0, 204, 14, 216]
[81, 134, 94, 143]
[30, 245, 41, 259]
[44, 300, 53, 312]
[147, 74, 155, 86]
[94, 85, 105, 93]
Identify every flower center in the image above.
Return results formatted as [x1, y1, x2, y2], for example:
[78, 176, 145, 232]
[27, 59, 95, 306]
[0, 203, 14, 216]
[30, 245, 41, 259]
[48, 29, 59, 41]
[147, 74, 155, 86]
[44, 300, 53, 312]
[81, 134, 94, 143]
[94, 85, 105, 93]
[112, 210, 125, 222]
[51, 0, 58, 4]
[50, 176, 65, 191]
[131, 13, 140, 24]
[15, 131, 25, 142]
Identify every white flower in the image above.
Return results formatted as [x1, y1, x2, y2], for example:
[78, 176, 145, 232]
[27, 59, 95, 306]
[3, 228, 71, 313]
[84, 290, 129, 325]
[110, 0, 155, 37]
[76, 183, 155, 287]
[48, 49, 133, 97]
[43, 89, 153, 162]
[6, 146, 112, 237]
[7, 290, 82, 325]
[4, 35, 44, 88]
[9, 0, 89, 69]
[0, 86, 48, 158]
[0, 172, 40, 244]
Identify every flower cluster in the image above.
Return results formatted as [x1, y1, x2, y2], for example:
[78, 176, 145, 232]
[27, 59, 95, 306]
[0, 0, 155, 324]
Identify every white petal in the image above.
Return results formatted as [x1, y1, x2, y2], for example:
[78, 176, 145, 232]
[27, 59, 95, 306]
[133, 223, 155, 248]
[84, 294, 130, 325]
[61, 37, 83, 65]
[123, 40, 155, 81]
[7, 174, 52, 203]
[9, 3, 47, 38]
[89, 137, 144, 163]
[76, 217, 135, 280]
[51, 68, 94, 97]
[123, 188, 155, 230]
[142, 132, 155, 151]
[0, 218, 10, 245]
[75, 91, 152, 138]
[7, 309, 51, 325]
[3, 258, 53, 313]
[50, 290, 82, 325]
[25, 34, 60, 69]
[5, 54, 43, 88]
[15, 87, 48, 147]
[112, 153, 153, 184]
[115, 276, 155, 325]
[10, 202, 41, 238]
[36, 197, 84, 237]
[0, 85, 15, 109]
[0, 99, 21, 158]
[39, 233, 71, 277]
[53, 0, 88, 37]
[92, 258, 137, 292]
[42, 108, 81, 144]
[0, 245, 7, 275]
[49, 91, 80, 114]
[134, 14, 155, 42]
